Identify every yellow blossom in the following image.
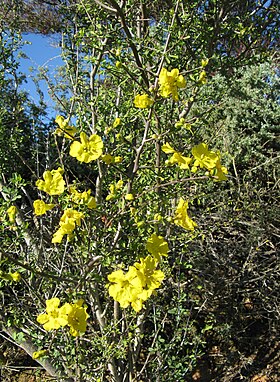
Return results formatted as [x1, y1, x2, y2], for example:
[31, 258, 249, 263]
[37, 298, 69, 331]
[106, 180, 124, 201]
[162, 143, 192, 169]
[33, 200, 55, 216]
[167, 152, 192, 169]
[55, 115, 77, 139]
[69, 187, 96, 209]
[201, 58, 209, 67]
[101, 154, 115, 164]
[209, 153, 228, 181]
[114, 156, 123, 163]
[162, 142, 176, 154]
[146, 233, 169, 261]
[191, 143, 219, 171]
[70, 132, 103, 163]
[52, 209, 84, 243]
[108, 267, 143, 309]
[134, 94, 153, 109]
[174, 198, 197, 231]
[198, 70, 207, 85]
[158, 67, 186, 101]
[134, 255, 165, 290]
[108, 256, 165, 312]
[61, 299, 89, 337]
[36, 168, 65, 196]
[37, 298, 89, 336]
[7, 205, 18, 223]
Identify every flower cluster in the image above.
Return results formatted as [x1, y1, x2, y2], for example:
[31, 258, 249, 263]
[173, 198, 197, 231]
[55, 115, 77, 139]
[52, 208, 84, 243]
[70, 132, 103, 163]
[158, 67, 186, 101]
[107, 233, 168, 312]
[33, 200, 55, 216]
[36, 167, 65, 196]
[162, 142, 228, 181]
[108, 255, 164, 312]
[69, 187, 97, 209]
[37, 297, 89, 337]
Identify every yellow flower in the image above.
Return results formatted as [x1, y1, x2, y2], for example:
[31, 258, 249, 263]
[69, 187, 96, 209]
[162, 142, 176, 154]
[168, 152, 192, 169]
[7, 205, 17, 223]
[61, 299, 89, 337]
[115, 61, 122, 68]
[134, 255, 165, 292]
[209, 153, 228, 181]
[146, 233, 169, 261]
[173, 198, 197, 231]
[10, 271, 21, 282]
[198, 70, 207, 85]
[70, 132, 103, 163]
[37, 298, 89, 336]
[134, 94, 153, 109]
[162, 143, 192, 169]
[33, 200, 55, 216]
[201, 58, 209, 67]
[116, 180, 124, 189]
[191, 143, 219, 171]
[55, 115, 77, 139]
[32, 350, 48, 360]
[159, 67, 186, 101]
[52, 209, 84, 243]
[108, 267, 143, 309]
[37, 298, 69, 331]
[36, 168, 65, 196]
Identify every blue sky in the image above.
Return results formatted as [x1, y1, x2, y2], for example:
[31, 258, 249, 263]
[19, 33, 64, 119]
